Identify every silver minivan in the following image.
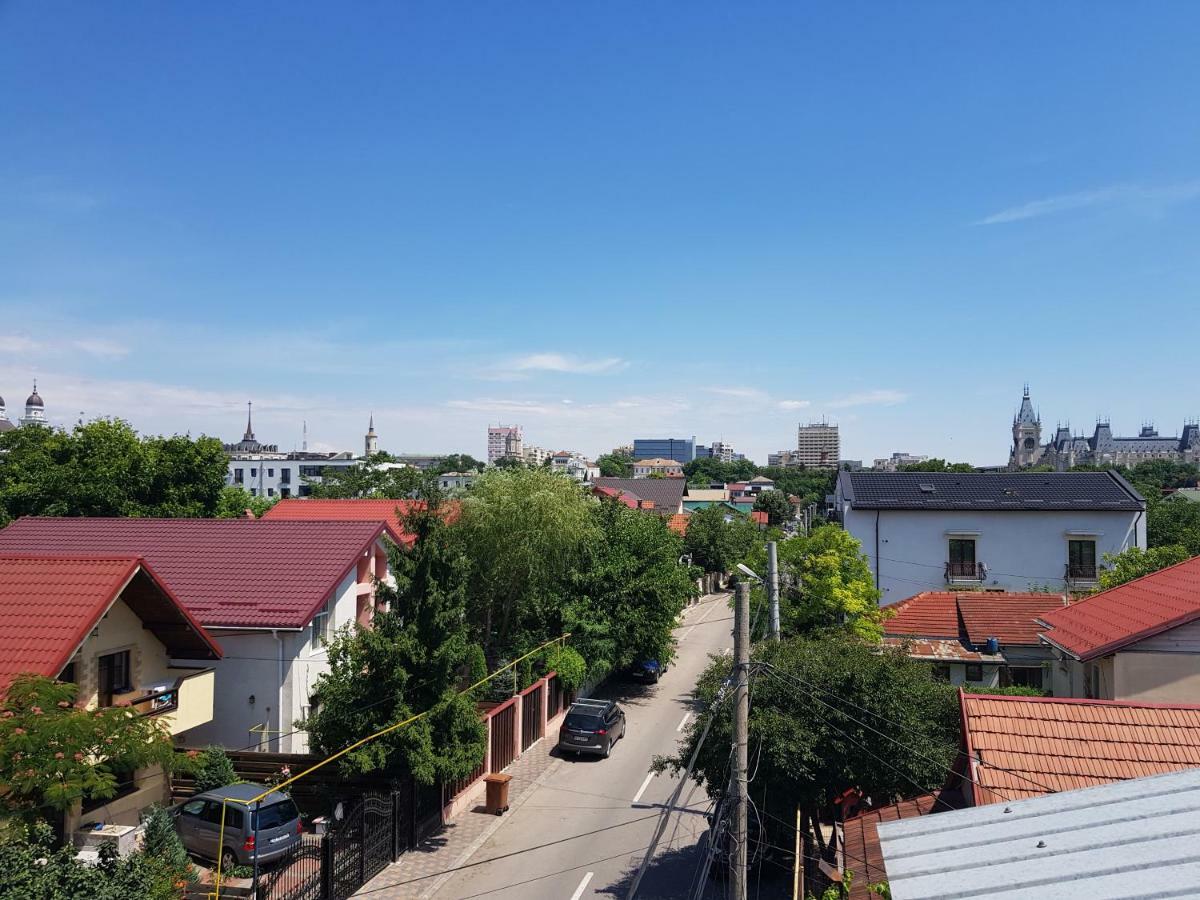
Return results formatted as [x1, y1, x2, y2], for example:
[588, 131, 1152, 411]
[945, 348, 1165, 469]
[173, 782, 302, 871]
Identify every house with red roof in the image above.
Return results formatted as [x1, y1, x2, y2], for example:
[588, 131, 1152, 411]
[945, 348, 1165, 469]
[261, 497, 418, 545]
[1037, 553, 1200, 703]
[0, 517, 392, 753]
[0, 554, 222, 831]
[883, 591, 1071, 691]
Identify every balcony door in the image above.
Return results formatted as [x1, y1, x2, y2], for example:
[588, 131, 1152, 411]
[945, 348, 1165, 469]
[97, 650, 131, 707]
[948, 538, 977, 579]
[1068, 539, 1097, 581]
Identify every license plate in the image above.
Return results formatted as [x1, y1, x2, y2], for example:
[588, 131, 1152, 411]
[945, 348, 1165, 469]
[572, 736, 589, 743]
[270, 834, 291, 844]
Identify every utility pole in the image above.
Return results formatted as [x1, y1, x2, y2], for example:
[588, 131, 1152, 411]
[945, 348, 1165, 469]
[767, 540, 780, 642]
[731, 581, 750, 900]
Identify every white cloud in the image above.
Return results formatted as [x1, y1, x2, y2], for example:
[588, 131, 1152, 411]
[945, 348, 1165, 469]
[510, 353, 628, 375]
[705, 386, 767, 400]
[71, 338, 130, 360]
[976, 180, 1200, 225]
[826, 389, 908, 409]
[0, 336, 40, 354]
[777, 399, 811, 410]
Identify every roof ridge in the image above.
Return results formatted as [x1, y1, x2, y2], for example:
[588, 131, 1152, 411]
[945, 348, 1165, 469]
[963, 692, 1200, 711]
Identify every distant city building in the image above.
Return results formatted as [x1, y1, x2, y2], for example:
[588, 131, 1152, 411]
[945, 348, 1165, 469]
[795, 421, 840, 468]
[364, 414, 378, 457]
[839, 459, 864, 471]
[391, 453, 444, 470]
[633, 457, 685, 478]
[550, 451, 598, 482]
[873, 452, 929, 471]
[1009, 386, 1200, 470]
[633, 437, 696, 464]
[0, 382, 46, 432]
[223, 404, 369, 498]
[436, 471, 478, 492]
[767, 450, 795, 468]
[610, 444, 634, 458]
[521, 444, 550, 467]
[697, 441, 738, 463]
[488, 425, 524, 464]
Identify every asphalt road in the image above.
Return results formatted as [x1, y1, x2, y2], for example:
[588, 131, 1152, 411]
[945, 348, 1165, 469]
[433, 593, 738, 900]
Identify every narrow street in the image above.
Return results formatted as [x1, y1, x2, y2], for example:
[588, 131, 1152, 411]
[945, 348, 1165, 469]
[432, 592, 735, 900]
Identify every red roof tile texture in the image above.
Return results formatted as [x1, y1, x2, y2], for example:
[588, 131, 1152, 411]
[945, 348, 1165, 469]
[883, 592, 960, 638]
[0, 554, 220, 691]
[1038, 554, 1200, 660]
[667, 514, 689, 535]
[0, 518, 385, 629]
[884, 591, 1070, 645]
[262, 498, 418, 545]
[961, 692, 1200, 804]
[841, 793, 957, 899]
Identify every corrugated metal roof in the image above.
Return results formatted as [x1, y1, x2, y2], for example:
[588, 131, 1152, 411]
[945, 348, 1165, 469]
[878, 767, 1200, 900]
[0, 518, 385, 628]
[1038, 554, 1200, 661]
[838, 470, 1145, 511]
[841, 792, 963, 900]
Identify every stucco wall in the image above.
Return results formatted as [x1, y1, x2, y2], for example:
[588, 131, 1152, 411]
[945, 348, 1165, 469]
[69, 596, 174, 708]
[1114, 651, 1200, 704]
[842, 508, 1144, 605]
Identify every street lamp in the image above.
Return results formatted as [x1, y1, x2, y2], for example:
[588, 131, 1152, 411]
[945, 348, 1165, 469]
[738, 544, 780, 641]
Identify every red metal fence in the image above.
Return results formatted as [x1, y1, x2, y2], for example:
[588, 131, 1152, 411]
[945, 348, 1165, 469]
[520, 683, 544, 752]
[489, 699, 517, 772]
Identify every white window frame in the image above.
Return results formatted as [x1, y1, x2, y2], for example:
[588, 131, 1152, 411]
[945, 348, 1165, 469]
[310, 602, 331, 650]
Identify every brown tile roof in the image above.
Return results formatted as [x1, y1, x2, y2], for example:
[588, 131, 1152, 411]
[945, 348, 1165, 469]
[880, 636, 983, 662]
[261, 498, 418, 545]
[591, 477, 685, 514]
[1038, 554, 1200, 660]
[883, 592, 959, 638]
[960, 691, 1200, 804]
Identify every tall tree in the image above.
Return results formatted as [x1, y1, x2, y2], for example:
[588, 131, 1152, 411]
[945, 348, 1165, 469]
[596, 453, 634, 478]
[753, 489, 793, 526]
[215, 485, 278, 518]
[306, 461, 427, 498]
[306, 495, 485, 784]
[897, 458, 976, 473]
[432, 454, 485, 474]
[683, 504, 758, 573]
[1098, 545, 1192, 589]
[1147, 496, 1200, 555]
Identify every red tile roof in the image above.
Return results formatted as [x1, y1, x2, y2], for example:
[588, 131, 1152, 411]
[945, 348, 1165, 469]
[0, 554, 221, 692]
[880, 636, 983, 662]
[1037, 554, 1200, 660]
[261, 498, 417, 545]
[884, 591, 1070, 646]
[841, 791, 962, 899]
[750, 511, 769, 525]
[960, 691, 1200, 804]
[0, 518, 386, 629]
[667, 513, 689, 535]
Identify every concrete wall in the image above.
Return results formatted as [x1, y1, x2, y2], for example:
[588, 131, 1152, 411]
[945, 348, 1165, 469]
[1114, 652, 1200, 703]
[842, 507, 1144, 605]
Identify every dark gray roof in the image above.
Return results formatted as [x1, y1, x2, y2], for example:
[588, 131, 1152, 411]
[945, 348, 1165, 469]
[592, 477, 685, 513]
[0, 419, 15, 433]
[838, 470, 1144, 511]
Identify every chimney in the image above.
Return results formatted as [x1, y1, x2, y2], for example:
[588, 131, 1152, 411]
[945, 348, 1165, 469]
[244, 509, 257, 519]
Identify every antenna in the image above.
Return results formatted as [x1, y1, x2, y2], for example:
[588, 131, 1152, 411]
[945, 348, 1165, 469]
[302, 420, 308, 452]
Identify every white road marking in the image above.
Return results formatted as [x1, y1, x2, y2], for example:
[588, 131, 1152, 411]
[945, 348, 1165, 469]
[676, 712, 691, 732]
[632, 772, 655, 804]
[681, 599, 724, 641]
[569, 871, 594, 900]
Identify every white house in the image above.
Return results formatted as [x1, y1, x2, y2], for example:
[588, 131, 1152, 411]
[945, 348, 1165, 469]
[0, 517, 394, 754]
[834, 470, 1147, 605]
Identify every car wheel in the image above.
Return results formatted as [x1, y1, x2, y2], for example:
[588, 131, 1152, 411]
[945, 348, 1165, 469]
[603, 742, 611, 758]
[220, 847, 237, 872]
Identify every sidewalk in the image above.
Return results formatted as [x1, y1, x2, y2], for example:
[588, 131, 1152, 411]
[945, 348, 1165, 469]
[355, 737, 562, 899]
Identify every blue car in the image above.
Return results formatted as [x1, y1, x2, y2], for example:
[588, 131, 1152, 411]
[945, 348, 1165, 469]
[632, 659, 667, 683]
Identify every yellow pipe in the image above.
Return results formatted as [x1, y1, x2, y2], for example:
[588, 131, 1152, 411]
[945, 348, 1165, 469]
[214, 797, 229, 899]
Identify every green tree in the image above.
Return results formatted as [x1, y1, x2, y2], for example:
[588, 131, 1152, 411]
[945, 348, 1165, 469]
[306, 495, 486, 785]
[307, 461, 427, 498]
[140, 805, 196, 886]
[1148, 496, 1200, 555]
[492, 455, 526, 470]
[596, 453, 634, 478]
[753, 489, 794, 526]
[683, 457, 758, 486]
[756, 467, 837, 511]
[683, 504, 758, 573]
[1098, 545, 1192, 590]
[0, 419, 228, 525]
[215, 485, 278, 518]
[0, 676, 177, 817]
[454, 468, 597, 658]
[564, 499, 697, 681]
[659, 635, 958, 864]
[897, 459, 976, 473]
[189, 744, 238, 793]
[432, 454, 484, 475]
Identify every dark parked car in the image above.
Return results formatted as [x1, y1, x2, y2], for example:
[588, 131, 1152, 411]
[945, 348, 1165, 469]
[632, 659, 668, 683]
[557, 698, 626, 758]
[172, 782, 302, 871]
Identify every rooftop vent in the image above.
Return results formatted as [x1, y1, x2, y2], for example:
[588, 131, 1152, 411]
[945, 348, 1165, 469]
[919, 483, 936, 493]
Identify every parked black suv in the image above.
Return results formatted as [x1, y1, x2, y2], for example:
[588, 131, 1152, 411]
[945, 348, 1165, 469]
[557, 699, 626, 758]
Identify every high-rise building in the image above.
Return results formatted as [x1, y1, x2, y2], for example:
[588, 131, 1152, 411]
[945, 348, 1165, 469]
[487, 425, 523, 464]
[632, 437, 696, 464]
[795, 422, 840, 468]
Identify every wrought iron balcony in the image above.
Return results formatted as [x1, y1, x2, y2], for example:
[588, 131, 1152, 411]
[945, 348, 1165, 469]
[945, 561, 985, 582]
[1066, 562, 1098, 583]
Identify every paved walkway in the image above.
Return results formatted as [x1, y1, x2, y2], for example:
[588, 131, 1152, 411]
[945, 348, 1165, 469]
[356, 737, 562, 899]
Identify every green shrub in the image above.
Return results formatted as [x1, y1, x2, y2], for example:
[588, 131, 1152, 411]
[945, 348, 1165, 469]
[190, 745, 238, 793]
[542, 644, 587, 691]
[961, 684, 1045, 697]
[141, 805, 195, 885]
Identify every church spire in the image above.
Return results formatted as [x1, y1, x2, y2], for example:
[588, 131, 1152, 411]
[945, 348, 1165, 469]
[365, 413, 378, 457]
[243, 401, 255, 441]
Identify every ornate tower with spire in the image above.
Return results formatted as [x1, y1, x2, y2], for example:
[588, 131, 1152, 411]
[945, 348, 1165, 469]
[20, 380, 46, 426]
[364, 414, 378, 457]
[1009, 384, 1043, 468]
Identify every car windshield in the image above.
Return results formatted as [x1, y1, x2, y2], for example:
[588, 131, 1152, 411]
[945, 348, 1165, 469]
[564, 712, 603, 730]
[252, 799, 300, 830]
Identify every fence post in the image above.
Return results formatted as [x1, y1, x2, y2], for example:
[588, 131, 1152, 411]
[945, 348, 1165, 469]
[484, 710, 493, 774]
[321, 832, 333, 900]
[540, 676, 549, 737]
[513, 692, 523, 761]
[392, 790, 402, 861]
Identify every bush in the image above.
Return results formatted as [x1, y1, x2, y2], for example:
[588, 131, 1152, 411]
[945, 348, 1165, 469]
[190, 745, 238, 793]
[542, 644, 587, 691]
[961, 684, 1045, 697]
[141, 805, 195, 885]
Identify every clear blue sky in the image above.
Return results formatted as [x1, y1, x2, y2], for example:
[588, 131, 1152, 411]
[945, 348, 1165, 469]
[3, 2, 1198, 464]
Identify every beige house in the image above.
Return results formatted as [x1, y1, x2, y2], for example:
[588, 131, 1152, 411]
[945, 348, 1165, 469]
[1039, 554, 1200, 703]
[0, 554, 221, 833]
[632, 457, 684, 478]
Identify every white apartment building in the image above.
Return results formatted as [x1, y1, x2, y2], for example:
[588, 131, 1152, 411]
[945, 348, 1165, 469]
[522, 444, 550, 467]
[550, 451, 599, 482]
[796, 422, 840, 468]
[487, 425, 523, 464]
[873, 452, 930, 471]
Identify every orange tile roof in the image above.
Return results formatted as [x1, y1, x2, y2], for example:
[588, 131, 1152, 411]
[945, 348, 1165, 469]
[884, 591, 1069, 646]
[261, 498, 420, 545]
[0, 554, 221, 693]
[883, 592, 959, 638]
[667, 513, 689, 535]
[960, 691, 1200, 805]
[841, 791, 962, 899]
[1038, 554, 1200, 660]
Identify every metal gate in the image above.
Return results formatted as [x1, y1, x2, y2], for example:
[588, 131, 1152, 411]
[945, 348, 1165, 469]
[325, 794, 395, 900]
[521, 684, 544, 751]
[490, 700, 516, 772]
[255, 834, 324, 900]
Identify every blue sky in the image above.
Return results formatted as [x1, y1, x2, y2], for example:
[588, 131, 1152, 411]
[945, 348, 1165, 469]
[2, 2, 1199, 464]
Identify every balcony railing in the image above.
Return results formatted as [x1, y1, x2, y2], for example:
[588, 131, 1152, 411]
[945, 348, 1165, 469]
[945, 561, 985, 582]
[1066, 563, 1098, 583]
[128, 668, 215, 735]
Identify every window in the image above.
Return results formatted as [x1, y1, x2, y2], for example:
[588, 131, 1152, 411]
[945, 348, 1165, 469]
[267, 468, 274, 477]
[250, 468, 257, 477]
[300, 465, 325, 478]
[1068, 539, 1097, 580]
[280, 488, 291, 499]
[931, 665, 951, 683]
[82, 765, 137, 813]
[250, 488, 258, 497]
[279, 469, 291, 484]
[310, 602, 331, 649]
[947, 539, 978, 579]
[267, 488, 275, 496]
[964, 663, 984, 682]
[253, 799, 300, 830]
[1009, 667, 1044, 690]
[234, 468, 244, 484]
[1023, 437, 1035, 450]
[58, 660, 76, 685]
[181, 799, 206, 817]
[97, 650, 132, 706]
